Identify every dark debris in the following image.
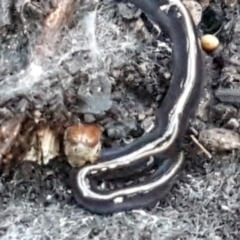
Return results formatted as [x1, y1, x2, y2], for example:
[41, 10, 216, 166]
[0, 0, 240, 239]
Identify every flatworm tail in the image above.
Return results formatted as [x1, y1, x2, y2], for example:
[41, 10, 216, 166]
[71, 152, 183, 215]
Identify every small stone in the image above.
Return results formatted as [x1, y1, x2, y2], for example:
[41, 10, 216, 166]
[201, 34, 220, 52]
[210, 104, 237, 122]
[84, 113, 96, 123]
[118, 3, 142, 20]
[199, 128, 240, 152]
[215, 88, 240, 104]
[141, 116, 154, 132]
[134, 19, 144, 33]
[33, 110, 42, 123]
[107, 125, 127, 139]
[138, 113, 145, 121]
[225, 118, 239, 129]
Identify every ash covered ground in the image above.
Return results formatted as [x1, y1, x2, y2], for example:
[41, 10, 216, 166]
[0, 0, 240, 239]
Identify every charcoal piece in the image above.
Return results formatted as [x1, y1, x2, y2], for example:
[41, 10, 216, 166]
[83, 114, 96, 123]
[0, 0, 13, 29]
[210, 103, 237, 122]
[107, 125, 127, 139]
[201, 4, 224, 35]
[215, 88, 240, 104]
[117, 2, 142, 20]
[77, 73, 112, 115]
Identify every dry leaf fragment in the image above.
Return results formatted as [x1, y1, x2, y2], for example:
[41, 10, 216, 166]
[0, 118, 22, 162]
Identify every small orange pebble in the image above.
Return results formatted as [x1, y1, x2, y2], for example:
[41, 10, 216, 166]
[201, 34, 220, 52]
[64, 123, 103, 167]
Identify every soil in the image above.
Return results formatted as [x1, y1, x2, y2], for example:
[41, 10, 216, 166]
[0, 0, 240, 239]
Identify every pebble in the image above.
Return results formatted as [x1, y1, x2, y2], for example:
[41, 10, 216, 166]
[210, 104, 237, 122]
[214, 88, 240, 104]
[201, 34, 220, 52]
[118, 2, 142, 19]
[138, 113, 145, 121]
[84, 113, 96, 123]
[107, 125, 127, 139]
[141, 116, 154, 132]
[225, 118, 239, 129]
[199, 128, 240, 152]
